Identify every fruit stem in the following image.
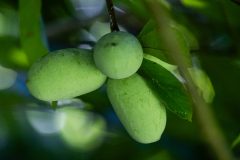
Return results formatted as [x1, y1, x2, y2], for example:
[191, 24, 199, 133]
[144, 1, 234, 160]
[106, 0, 120, 32]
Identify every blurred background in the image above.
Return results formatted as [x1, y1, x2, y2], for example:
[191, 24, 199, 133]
[0, 0, 240, 159]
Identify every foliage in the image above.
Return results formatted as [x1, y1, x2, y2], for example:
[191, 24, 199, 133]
[0, 0, 240, 159]
[139, 56, 192, 121]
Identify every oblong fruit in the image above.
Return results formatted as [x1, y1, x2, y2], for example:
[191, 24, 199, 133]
[27, 48, 107, 101]
[93, 31, 143, 79]
[107, 73, 167, 143]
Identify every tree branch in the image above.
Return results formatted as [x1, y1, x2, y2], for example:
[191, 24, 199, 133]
[106, 0, 119, 32]
[143, 1, 234, 160]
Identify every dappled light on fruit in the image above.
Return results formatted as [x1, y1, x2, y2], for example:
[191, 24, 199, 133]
[56, 107, 106, 151]
[26, 109, 62, 135]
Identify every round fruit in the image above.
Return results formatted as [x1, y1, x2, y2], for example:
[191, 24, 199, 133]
[107, 73, 167, 144]
[93, 31, 143, 79]
[26, 48, 107, 101]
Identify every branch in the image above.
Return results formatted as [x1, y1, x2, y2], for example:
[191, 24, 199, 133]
[106, 0, 119, 32]
[143, 1, 234, 160]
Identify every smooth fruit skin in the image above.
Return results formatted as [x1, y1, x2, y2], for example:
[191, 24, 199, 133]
[107, 73, 167, 143]
[93, 31, 143, 79]
[27, 48, 107, 101]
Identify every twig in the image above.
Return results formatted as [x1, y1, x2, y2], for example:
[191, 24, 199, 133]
[106, 0, 119, 32]
[143, 1, 234, 160]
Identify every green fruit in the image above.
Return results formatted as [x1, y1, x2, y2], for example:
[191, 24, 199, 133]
[93, 31, 143, 79]
[27, 48, 107, 101]
[107, 73, 167, 143]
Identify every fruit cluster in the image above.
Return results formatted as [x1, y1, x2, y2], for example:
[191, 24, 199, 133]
[26, 31, 167, 144]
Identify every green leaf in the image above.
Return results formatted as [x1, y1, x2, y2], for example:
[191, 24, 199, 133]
[114, 0, 149, 20]
[138, 19, 198, 66]
[19, 0, 48, 65]
[221, 0, 240, 28]
[174, 24, 199, 51]
[143, 48, 169, 64]
[138, 20, 155, 39]
[138, 20, 164, 50]
[232, 133, 240, 148]
[188, 68, 215, 103]
[181, 0, 240, 28]
[0, 7, 19, 37]
[139, 56, 193, 121]
[0, 36, 28, 68]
